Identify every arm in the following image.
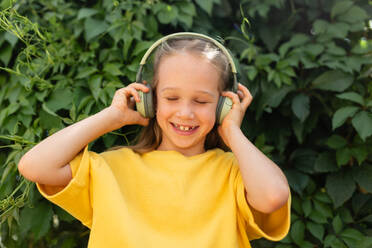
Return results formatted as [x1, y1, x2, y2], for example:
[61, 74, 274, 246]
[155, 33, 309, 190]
[218, 84, 289, 214]
[18, 83, 149, 187]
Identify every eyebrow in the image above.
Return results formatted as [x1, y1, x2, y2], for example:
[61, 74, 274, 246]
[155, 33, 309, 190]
[160, 87, 216, 98]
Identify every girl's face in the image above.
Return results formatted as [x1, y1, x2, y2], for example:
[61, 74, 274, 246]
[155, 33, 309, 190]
[155, 52, 221, 156]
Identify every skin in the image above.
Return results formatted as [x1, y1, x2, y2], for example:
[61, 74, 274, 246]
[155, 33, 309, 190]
[155, 52, 220, 156]
[18, 51, 289, 213]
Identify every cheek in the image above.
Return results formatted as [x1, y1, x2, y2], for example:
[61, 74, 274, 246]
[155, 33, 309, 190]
[198, 104, 217, 123]
[156, 100, 173, 118]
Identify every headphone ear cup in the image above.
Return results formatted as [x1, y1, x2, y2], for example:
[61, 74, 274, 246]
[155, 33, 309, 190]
[136, 86, 155, 118]
[216, 96, 233, 124]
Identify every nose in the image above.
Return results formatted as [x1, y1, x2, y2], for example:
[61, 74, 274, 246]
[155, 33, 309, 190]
[175, 102, 195, 119]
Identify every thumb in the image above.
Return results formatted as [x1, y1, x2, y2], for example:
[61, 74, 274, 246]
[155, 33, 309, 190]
[136, 112, 150, 126]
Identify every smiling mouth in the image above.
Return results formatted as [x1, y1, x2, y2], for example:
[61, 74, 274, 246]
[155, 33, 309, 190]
[171, 123, 199, 131]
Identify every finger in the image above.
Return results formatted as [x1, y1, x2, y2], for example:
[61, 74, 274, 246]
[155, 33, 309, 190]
[116, 87, 140, 102]
[238, 83, 253, 109]
[128, 96, 136, 109]
[221, 91, 240, 106]
[237, 90, 244, 99]
[129, 82, 150, 93]
[136, 112, 150, 126]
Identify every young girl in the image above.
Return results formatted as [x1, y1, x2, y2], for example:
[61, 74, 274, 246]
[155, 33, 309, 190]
[18, 33, 291, 248]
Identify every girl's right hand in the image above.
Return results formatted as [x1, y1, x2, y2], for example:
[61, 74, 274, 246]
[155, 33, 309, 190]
[109, 82, 150, 127]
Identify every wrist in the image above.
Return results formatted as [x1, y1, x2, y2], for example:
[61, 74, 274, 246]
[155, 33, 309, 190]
[221, 123, 241, 146]
[102, 107, 127, 130]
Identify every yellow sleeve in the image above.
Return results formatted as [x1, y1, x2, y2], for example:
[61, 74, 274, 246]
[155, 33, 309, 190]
[234, 169, 291, 241]
[36, 146, 93, 228]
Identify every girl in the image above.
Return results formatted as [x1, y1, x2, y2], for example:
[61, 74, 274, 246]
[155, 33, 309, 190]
[18, 33, 291, 248]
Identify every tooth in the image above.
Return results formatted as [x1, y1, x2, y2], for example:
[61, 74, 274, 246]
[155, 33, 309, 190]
[185, 127, 190, 131]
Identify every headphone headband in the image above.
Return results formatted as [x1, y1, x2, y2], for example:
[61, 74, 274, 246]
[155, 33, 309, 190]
[136, 32, 238, 93]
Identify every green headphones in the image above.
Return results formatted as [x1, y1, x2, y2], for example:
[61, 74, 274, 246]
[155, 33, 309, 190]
[135, 32, 238, 124]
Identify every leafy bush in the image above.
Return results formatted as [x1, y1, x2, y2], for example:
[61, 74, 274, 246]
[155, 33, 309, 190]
[0, 0, 371, 247]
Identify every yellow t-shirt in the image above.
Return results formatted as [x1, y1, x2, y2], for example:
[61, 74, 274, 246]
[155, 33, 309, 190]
[37, 146, 291, 248]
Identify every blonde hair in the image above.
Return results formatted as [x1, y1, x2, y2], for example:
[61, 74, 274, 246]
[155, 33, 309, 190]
[127, 37, 232, 154]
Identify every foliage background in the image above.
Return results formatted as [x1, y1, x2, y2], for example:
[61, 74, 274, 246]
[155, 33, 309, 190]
[0, 0, 371, 247]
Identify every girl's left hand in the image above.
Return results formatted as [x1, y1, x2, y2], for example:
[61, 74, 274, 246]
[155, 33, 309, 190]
[218, 83, 252, 148]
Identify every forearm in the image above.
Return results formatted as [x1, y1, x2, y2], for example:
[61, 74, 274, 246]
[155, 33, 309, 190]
[228, 126, 289, 213]
[19, 107, 123, 181]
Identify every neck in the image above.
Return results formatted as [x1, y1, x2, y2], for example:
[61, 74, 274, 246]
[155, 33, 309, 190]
[157, 142, 206, 157]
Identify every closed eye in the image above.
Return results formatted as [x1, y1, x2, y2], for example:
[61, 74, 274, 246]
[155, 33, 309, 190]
[195, 100, 209, 104]
[166, 97, 178, 101]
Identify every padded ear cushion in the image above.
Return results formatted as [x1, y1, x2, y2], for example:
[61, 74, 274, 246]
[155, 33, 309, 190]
[216, 96, 233, 124]
[136, 86, 155, 118]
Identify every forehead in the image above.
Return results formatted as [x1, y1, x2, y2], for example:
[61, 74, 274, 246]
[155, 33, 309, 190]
[156, 52, 221, 93]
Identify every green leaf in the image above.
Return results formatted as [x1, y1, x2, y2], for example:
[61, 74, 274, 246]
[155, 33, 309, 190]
[157, 4, 179, 24]
[312, 70, 353, 92]
[353, 165, 372, 193]
[331, 1, 353, 19]
[309, 209, 328, 224]
[336, 147, 352, 166]
[303, 44, 324, 57]
[77, 8, 98, 20]
[324, 235, 347, 248]
[302, 198, 312, 217]
[332, 215, 343, 234]
[255, 53, 279, 67]
[291, 149, 317, 174]
[45, 88, 73, 112]
[313, 199, 333, 219]
[32, 203, 53, 240]
[195, 0, 219, 15]
[306, 221, 325, 241]
[336, 92, 364, 105]
[84, 18, 109, 41]
[245, 66, 258, 81]
[4, 32, 18, 47]
[39, 109, 62, 129]
[290, 220, 305, 245]
[337, 6, 368, 24]
[327, 22, 349, 39]
[314, 191, 333, 204]
[291, 94, 310, 122]
[133, 41, 153, 56]
[285, 169, 309, 195]
[332, 106, 359, 130]
[279, 34, 310, 56]
[76, 67, 98, 79]
[351, 111, 372, 141]
[313, 20, 328, 34]
[338, 207, 354, 224]
[20, 202, 53, 241]
[326, 170, 356, 208]
[88, 75, 102, 101]
[314, 152, 338, 173]
[103, 63, 123, 76]
[178, 2, 196, 16]
[0, 43, 12, 66]
[19, 205, 35, 237]
[326, 135, 347, 149]
[327, 42, 346, 56]
[340, 228, 365, 247]
[292, 118, 304, 144]
[350, 146, 368, 165]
